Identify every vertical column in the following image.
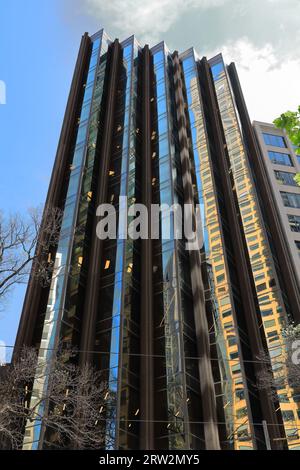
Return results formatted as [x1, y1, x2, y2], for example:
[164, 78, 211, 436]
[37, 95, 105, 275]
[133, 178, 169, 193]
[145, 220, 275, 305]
[140, 45, 154, 450]
[151, 43, 204, 450]
[23, 33, 106, 450]
[80, 39, 120, 364]
[172, 52, 220, 450]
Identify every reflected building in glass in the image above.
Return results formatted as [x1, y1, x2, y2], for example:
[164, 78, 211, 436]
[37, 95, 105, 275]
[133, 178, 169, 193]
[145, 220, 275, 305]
[14, 29, 300, 450]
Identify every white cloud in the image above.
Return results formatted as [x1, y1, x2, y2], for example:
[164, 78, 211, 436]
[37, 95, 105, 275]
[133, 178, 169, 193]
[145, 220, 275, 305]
[79, 1, 300, 123]
[215, 39, 300, 122]
[83, 0, 229, 44]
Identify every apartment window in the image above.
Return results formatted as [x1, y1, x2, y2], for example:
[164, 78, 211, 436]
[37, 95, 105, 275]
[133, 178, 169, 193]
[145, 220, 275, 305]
[295, 241, 300, 257]
[274, 170, 297, 186]
[263, 133, 287, 148]
[288, 214, 300, 232]
[268, 151, 293, 166]
[281, 192, 300, 208]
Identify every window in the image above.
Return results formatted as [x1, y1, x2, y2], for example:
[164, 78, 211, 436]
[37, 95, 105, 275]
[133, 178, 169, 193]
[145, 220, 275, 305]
[232, 364, 241, 374]
[288, 214, 300, 232]
[267, 331, 279, 342]
[282, 410, 294, 422]
[236, 407, 248, 419]
[216, 274, 225, 283]
[236, 389, 245, 400]
[268, 151, 293, 166]
[261, 309, 273, 317]
[263, 133, 287, 148]
[256, 283, 267, 292]
[230, 352, 239, 360]
[281, 192, 300, 208]
[104, 260, 111, 270]
[222, 310, 232, 318]
[295, 241, 300, 257]
[274, 170, 297, 186]
[278, 394, 289, 403]
[264, 319, 276, 328]
[228, 337, 237, 347]
[292, 393, 300, 403]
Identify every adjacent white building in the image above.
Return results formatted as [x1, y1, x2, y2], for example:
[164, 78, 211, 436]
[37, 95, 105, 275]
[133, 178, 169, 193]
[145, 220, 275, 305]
[253, 121, 300, 284]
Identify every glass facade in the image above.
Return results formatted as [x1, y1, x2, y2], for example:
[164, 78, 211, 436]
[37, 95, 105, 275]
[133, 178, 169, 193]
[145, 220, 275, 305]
[151, 44, 203, 450]
[17, 30, 300, 451]
[210, 55, 300, 450]
[23, 31, 111, 450]
[93, 36, 142, 450]
[181, 50, 255, 450]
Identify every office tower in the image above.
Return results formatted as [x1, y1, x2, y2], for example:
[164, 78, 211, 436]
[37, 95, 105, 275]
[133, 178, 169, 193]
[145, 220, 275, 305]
[253, 121, 300, 284]
[14, 29, 300, 450]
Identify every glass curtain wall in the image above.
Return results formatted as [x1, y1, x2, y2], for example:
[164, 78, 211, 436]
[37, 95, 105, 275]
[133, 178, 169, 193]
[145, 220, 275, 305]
[23, 31, 110, 450]
[180, 50, 256, 450]
[210, 55, 300, 449]
[151, 43, 203, 450]
[93, 37, 142, 450]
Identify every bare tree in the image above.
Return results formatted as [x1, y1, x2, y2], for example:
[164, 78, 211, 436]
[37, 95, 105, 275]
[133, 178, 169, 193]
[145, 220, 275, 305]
[0, 206, 63, 308]
[0, 347, 115, 449]
[256, 323, 300, 401]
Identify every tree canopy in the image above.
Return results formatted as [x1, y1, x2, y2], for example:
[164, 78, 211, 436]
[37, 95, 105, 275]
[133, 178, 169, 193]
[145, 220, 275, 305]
[273, 106, 300, 155]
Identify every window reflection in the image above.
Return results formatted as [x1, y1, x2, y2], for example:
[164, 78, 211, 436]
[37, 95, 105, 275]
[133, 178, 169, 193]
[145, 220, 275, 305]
[211, 56, 300, 450]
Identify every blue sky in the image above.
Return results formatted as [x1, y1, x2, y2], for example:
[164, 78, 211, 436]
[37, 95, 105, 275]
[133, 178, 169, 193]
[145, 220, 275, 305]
[0, 1, 80, 353]
[0, 0, 299, 355]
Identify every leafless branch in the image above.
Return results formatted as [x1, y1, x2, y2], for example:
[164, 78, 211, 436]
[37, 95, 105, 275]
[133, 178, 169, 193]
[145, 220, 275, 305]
[256, 324, 300, 401]
[0, 206, 63, 308]
[0, 347, 115, 449]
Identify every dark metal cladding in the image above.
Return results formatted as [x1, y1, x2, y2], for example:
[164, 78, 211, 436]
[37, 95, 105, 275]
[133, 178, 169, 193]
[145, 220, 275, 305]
[80, 39, 121, 364]
[172, 51, 220, 450]
[140, 44, 154, 450]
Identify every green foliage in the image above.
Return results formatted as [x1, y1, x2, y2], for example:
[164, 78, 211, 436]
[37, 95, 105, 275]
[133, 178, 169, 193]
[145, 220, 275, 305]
[273, 105, 300, 155]
[294, 173, 300, 187]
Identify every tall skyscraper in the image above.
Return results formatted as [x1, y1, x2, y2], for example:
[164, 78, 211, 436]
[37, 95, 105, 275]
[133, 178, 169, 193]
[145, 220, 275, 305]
[14, 29, 300, 451]
[253, 121, 300, 284]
